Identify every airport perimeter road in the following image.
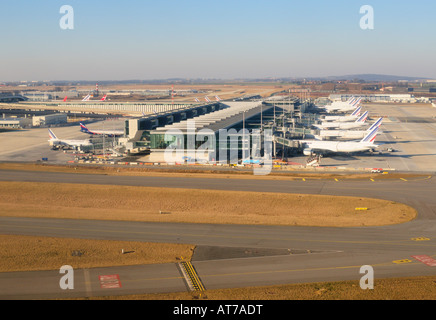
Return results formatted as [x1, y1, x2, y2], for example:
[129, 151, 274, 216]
[0, 170, 436, 299]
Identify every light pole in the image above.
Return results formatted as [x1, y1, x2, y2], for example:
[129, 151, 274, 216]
[260, 103, 263, 131]
[242, 111, 245, 160]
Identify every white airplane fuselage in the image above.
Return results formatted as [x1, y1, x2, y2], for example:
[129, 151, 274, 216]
[323, 103, 360, 113]
[315, 122, 367, 130]
[301, 140, 376, 155]
[322, 115, 359, 122]
[318, 130, 369, 140]
[49, 139, 91, 149]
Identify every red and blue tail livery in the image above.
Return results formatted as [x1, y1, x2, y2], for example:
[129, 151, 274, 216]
[361, 125, 380, 143]
[80, 123, 92, 134]
[48, 128, 58, 140]
[355, 110, 368, 123]
[350, 106, 362, 117]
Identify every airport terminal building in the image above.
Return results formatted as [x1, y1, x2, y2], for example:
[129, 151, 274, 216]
[146, 101, 271, 162]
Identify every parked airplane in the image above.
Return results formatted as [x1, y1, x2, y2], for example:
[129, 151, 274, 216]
[322, 106, 361, 122]
[317, 117, 383, 140]
[323, 97, 362, 113]
[48, 129, 92, 150]
[300, 125, 381, 156]
[314, 111, 369, 130]
[79, 123, 124, 137]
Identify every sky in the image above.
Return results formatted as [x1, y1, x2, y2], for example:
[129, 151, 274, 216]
[1, 0, 435, 81]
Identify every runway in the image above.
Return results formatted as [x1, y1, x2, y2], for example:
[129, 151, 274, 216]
[0, 169, 436, 299]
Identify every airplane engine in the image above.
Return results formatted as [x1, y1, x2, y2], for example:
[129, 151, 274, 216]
[303, 148, 313, 156]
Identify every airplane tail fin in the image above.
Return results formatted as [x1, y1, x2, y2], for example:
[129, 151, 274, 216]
[350, 106, 362, 116]
[361, 125, 379, 143]
[355, 110, 368, 123]
[100, 95, 107, 101]
[79, 123, 90, 133]
[82, 94, 91, 101]
[63, 96, 67, 102]
[367, 117, 383, 132]
[350, 97, 362, 107]
[347, 97, 356, 104]
[48, 129, 57, 140]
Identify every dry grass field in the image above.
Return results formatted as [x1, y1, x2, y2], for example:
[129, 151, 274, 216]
[0, 235, 194, 272]
[0, 181, 416, 227]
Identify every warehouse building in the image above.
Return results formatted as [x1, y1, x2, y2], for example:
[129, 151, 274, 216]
[32, 113, 68, 126]
[0, 117, 32, 129]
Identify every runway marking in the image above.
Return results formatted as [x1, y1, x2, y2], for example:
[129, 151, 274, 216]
[370, 179, 374, 182]
[334, 178, 339, 182]
[180, 261, 205, 292]
[178, 262, 195, 291]
[400, 178, 408, 182]
[411, 237, 430, 241]
[99, 274, 121, 289]
[411, 255, 436, 267]
[392, 259, 412, 264]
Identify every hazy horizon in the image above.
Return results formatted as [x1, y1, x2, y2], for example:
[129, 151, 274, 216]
[2, 73, 433, 84]
[1, 0, 435, 82]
